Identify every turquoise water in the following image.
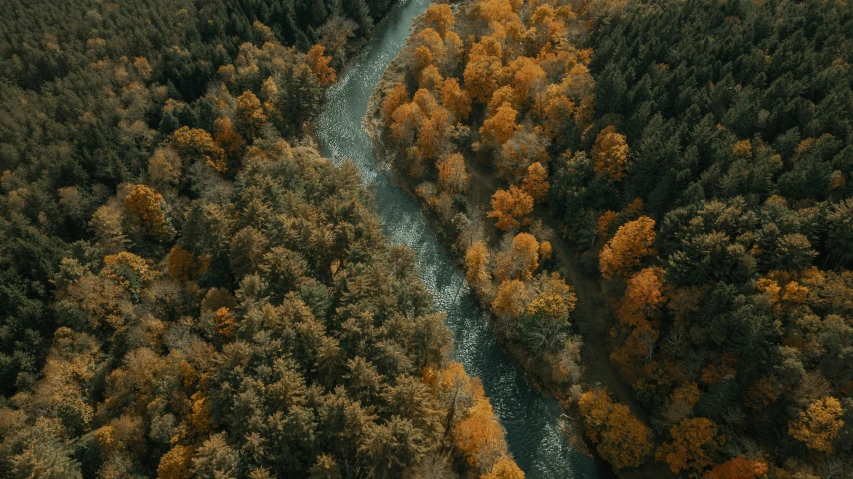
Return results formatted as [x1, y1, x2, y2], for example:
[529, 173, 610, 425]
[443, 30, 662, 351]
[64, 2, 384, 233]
[315, 1, 600, 477]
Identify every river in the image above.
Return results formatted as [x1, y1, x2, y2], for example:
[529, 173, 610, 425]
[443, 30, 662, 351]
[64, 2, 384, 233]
[314, 1, 600, 477]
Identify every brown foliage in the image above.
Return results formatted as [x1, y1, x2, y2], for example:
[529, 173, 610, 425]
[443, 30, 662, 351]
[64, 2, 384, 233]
[487, 186, 533, 231]
[788, 396, 844, 453]
[307, 44, 336, 85]
[591, 125, 629, 182]
[578, 389, 653, 469]
[599, 216, 656, 280]
[656, 417, 719, 474]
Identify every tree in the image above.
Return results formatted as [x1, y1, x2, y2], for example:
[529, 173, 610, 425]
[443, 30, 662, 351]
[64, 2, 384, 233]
[157, 445, 194, 479]
[656, 418, 719, 474]
[496, 128, 549, 183]
[487, 186, 533, 231]
[391, 102, 424, 149]
[591, 126, 629, 182]
[168, 245, 209, 281]
[414, 29, 446, 70]
[616, 267, 665, 327]
[307, 45, 336, 85]
[492, 280, 531, 319]
[454, 396, 508, 472]
[423, 4, 454, 36]
[172, 127, 226, 173]
[439, 78, 471, 121]
[418, 64, 444, 91]
[788, 396, 844, 453]
[704, 457, 768, 479]
[148, 147, 182, 185]
[437, 153, 470, 194]
[495, 233, 539, 281]
[578, 389, 653, 469]
[382, 83, 410, 127]
[466, 241, 492, 293]
[125, 184, 170, 238]
[479, 103, 519, 148]
[520, 162, 549, 203]
[481, 457, 524, 479]
[235, 91, 269, 139]
[599, 216, 656, 280]
[463, 51, 503, 104]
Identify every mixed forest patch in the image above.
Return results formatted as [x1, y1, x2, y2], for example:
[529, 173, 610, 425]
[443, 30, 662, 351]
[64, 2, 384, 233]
[0, 0, 523, 477]
[372, 0, 853, 476]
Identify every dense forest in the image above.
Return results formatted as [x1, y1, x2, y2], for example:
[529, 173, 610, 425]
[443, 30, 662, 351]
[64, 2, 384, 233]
[0, 0, 525, 477]
[374, 0, 853, 476]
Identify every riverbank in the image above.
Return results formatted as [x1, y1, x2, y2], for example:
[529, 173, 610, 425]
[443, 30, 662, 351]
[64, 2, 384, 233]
[363, 6, 672, 478]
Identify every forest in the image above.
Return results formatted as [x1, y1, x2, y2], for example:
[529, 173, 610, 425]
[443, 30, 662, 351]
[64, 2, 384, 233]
[0, 0, 524, 478]
[373, 0, 853, 476]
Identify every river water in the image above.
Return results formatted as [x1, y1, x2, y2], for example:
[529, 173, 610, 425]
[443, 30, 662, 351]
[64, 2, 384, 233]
[315, 1, 599, 477]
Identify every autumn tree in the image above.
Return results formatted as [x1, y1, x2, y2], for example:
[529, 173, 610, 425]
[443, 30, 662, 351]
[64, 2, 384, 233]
[463, 39, 504, 103]
[423, 4, 454, 36]
[454, 396, 508, 472]
[125, 184, 170, 238]
[487, 186, 533, 231]
[523, 273, 577, 352]
[172, 127, 226, 173]
[466, 241, 493, 294]
[599, 216, 657, 280]
[788, 396, 844, 453]
[414, 28, 446, 70]
[168, 245, 209, 281]
[656, 417, 719, 474]
[479, 103, 519, 148]
[591, 125, 629, 182]
[495, 233, 539, 281]
[482, 457, 525, 479]
[492, 280, 532, 319]
[704, 457, 768, 479]
[437, 153, 470, 194]
[616, 266, 665, 327]
[496, 128, 549, 183]
[578, 389, 653, 469]
[307, 44, 336, 85]
[520, 162, 549, 203]
[391, 102, 425, 149]
[440, 78, 471, 121]
[235, 90, 269, 139]
[382, 83, 410, 127]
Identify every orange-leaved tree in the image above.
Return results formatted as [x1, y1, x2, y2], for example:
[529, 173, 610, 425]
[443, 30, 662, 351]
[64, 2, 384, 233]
[437, 153, 470, 194]
[440, 78, 472, 121]
[495, 232, 539, 281]
[656, 417, 720, 474]
[482, 456, 525, 479]
[465, 241, 493, 294]
[307, 44, 336, 85]
[479, 103, 519, 148]
[599, 216, 657, 279]
[487, 186, 533, 231]
[382, 83, 410, 126]
[616, 266, 665, 327]
[704, 457, 768, 479]
[591, 125, 629, 182]
[788, 396, 844, 453]
[578, 388, 653, 469]
[520, 162, 549, 203]
[125, 184, 170, 238]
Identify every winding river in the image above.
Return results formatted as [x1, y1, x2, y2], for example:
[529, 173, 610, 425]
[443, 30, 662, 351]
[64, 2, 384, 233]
[315, 1, 600, 477]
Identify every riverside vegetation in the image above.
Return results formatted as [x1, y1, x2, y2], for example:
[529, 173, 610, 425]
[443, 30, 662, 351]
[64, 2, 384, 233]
[0, 0, 525, 477]
[372, 0, 853, 476]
